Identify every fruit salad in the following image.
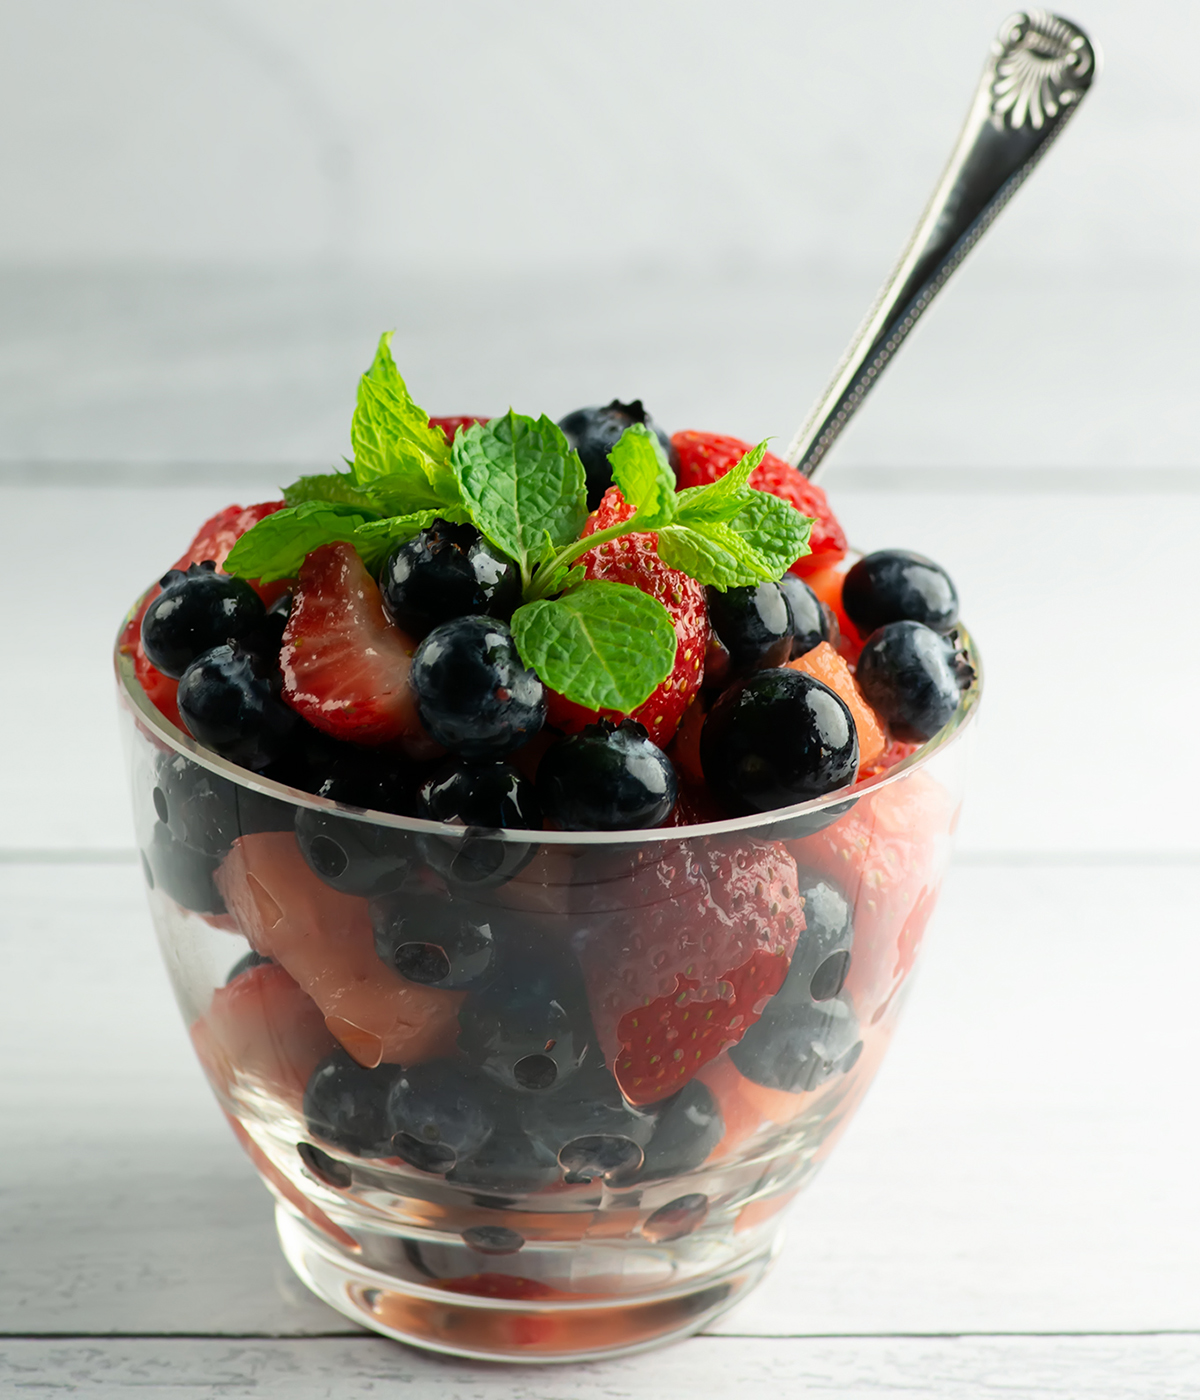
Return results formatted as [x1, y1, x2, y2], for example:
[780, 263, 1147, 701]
[116, 335, 980, 1360]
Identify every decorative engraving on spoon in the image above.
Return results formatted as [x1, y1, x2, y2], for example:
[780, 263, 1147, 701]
[786, 12, 1098, 481]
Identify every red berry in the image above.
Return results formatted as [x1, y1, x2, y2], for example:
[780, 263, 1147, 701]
[429, 415, 488, 444]
[121, 501, 288, 726]
[281, 542, 424, 747]
[671, 431, 847, 576]
[543, 488, 707, 747]
[578, 839, 804, 1105]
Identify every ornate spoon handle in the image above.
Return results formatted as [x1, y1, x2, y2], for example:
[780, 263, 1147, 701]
[786, 10, 1098, 480]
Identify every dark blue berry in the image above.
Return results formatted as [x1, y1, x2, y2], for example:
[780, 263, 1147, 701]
[153, 751, 239, 856]
[519, 1065, 657, 1184]
[416, 758, 542, 889]
[701, 669, 859, 815]
[295, 807, 417, 897]
[855, 621, 967, 742]
[380, 518, 520, 637]
[842, 549, 959, 635]
[386, 1059, 497, 1174]
[445, 1119, 560, 1194]
[770, 871, 854, 1011]
[247, 590, 292, 661]
[457, 942, 592, 1095]
[635, 1080, 723, 1181]
[537, 720, 677, 831]
[707, 582, 793, 673]
[729, 998, 862, 1094]
[558, 400, 678, 510]
[177, 643, 300, 770]
[411, 616, 545, 760]
[778, 575, 831, 659]
[141, 822, 225, 914]
[371, 890, 497, 990]
[303, 1049, 400, 1156]
[225, 949, 273, 984]
[141, 563, 266, 679]
[297, 1141, 352, 1189]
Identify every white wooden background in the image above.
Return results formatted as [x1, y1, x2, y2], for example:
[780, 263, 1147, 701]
[2, 267, 1200, 1397]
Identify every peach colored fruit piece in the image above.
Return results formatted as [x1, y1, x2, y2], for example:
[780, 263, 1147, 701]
[787, 641, 885, 770]
[215, 831, 463, 1068]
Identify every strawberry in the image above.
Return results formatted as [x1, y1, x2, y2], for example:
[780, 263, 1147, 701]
[280, 541, 424, 746]
[543, 488, 707, 747]
[429, 415, 488, 444]
[578, 838, 804, 1104]
[671, 431, 847, 576]
[120, 500, 287, 725]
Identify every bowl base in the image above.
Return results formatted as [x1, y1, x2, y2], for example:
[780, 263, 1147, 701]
[275, 1204, 779, 1363]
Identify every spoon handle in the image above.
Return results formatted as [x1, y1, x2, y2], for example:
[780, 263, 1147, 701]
[786, 10, 1098, 480]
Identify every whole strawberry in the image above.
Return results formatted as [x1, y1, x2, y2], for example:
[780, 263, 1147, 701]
[577, 837, 804, 1105]
[543, 488, 707, 747]
[672, 431, 847, 576]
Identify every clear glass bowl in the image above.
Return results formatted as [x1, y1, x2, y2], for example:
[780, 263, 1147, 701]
[114, 613, 981, 1363]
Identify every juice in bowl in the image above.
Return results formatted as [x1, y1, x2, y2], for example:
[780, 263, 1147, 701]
[115, 337, 980, 1362]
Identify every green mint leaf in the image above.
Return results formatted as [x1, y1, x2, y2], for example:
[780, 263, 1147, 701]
[223, 501, 373, 583]
[655, 523, 773, 589]
[608, 424, 677, 529]
[673, 441, 769, 525]
[723, 490, 813, 577]
[351, 507, 472, 572]
[512, 580, 676, 712]
[349, 333, 453, 497]
[282, 473, 378, 511]
[538, 562, 588, 598]
[452, 412, 586, 578]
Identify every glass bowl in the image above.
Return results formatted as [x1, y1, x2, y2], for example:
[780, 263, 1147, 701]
[114, 613, 981, 1363]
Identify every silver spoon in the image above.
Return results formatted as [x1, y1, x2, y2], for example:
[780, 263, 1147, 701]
[786, 10, 1099, 481]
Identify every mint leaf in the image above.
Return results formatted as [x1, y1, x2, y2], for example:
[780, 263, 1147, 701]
[608, 424, 676, 529]
[723, 490, 813, 577]
[224, 501, 373, 583]
[673, 441, 769, 525]
[351, 507, 472, 572]
[512, 580, 676, 712]
[282, 473, 378, 511]
[655, 522, 773, 589]
[349, 333, 453, 500]
[453, 413, 586, 580]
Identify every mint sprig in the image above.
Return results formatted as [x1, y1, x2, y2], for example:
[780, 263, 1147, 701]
[224, 334, 815, 714]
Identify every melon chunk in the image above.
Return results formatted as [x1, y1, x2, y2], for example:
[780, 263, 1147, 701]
[787, 642, 885, 770]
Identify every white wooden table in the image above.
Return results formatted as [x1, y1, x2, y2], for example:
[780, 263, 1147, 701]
[2, 269, 1199, 1396]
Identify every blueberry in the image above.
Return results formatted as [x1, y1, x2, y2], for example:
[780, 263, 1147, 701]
[295, 807, 417, 898]
[729, 998, 862, 1094]
[558, 400, 678, 510]
[386, 1059, 496, 1174]
[415, 758, 543, 889]
[153, 751, 240, 856]
[842, 549, 959, 635]
[141, 563, 266, 679]
[380, 518, 520, 637]
[855, 621, 968, 742]
[706, 583, 793, 675]
[519, 1065, 657, 1184]
[538, 720, 677, 831]
[371, 890, 497, 990]
[778, 575, 830, 660]
[457, 942, 593, 1095]
[246, 590, 292, 661]
[226, 949, 273, 983]
[445, 1119, 561, 1194]
[177, 643, 301, 770]
[142, 821, 226, 914]
[778, 871, 855, 1006]
[411, 616, 546, 760]
[701, 669, 859, 815]
[635, 1080, 723, 1181]
[303, 1049, 401, 1156]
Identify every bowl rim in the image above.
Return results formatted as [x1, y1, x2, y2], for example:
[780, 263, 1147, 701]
[114, 601, 983, 848]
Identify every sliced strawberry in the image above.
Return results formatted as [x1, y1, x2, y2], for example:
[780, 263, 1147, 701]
[671, 431, 847, 576]
[121, 500, 287, 725]
[544, 488, 707, 747]
[578, 839, 804, 1105]
[215, 830, 464, 1068]
[856, 737, 921, 784]
[281, 542, 423, 746]
[429, 415, 488, 444]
